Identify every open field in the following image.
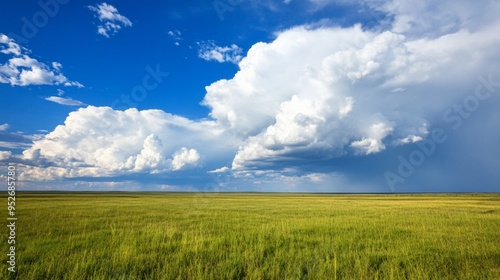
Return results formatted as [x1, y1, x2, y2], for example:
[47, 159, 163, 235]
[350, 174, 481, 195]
[2, 193, 500, 279]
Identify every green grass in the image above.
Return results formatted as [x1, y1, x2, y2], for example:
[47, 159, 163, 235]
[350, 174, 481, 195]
[2, 193, 500, 279]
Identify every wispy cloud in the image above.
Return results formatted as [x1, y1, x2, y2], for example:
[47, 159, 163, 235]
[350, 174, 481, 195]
[0, 125, 34, 150]
[197, 41, 243, 64]
[0, 124, 9, 131]
[88, 2, 132, 38]
[0, 34, 21, 55]
[45, 96, 86, 106]
[209, 166, 230, 173]
[0, 34, 83, 87]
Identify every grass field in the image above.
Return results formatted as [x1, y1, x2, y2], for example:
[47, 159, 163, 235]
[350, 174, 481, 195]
[2, 193, 500, 279]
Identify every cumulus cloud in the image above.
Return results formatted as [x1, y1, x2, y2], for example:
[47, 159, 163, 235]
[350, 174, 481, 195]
[19, 106, 227, 180]
[88, 3, 132, 38]
[198, 41, 243, 64]
[0, 34, 83, 87]
[45, 96, 86, 106]
[0, 151, 12, 161]
[172, 148, 201, 171]
[350, 122, 394, 155]
[133, 134, 167, 172]
[203, 14, 500, 172]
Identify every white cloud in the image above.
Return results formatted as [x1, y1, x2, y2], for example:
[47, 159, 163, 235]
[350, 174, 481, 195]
[168, 30, 182, 46]
[88, 3, 132, 38]
[397, 135, 423, 145]
[168, 30, 179, 37]
[350, 122, 394, 155]
[168, 30, 181, 38]
[0, 34, 83, 87]
[0, 34, 21, 56]
[19, 106, 227, 180]
[0, 124, 9, 131]
[52, 62, 62, 71]
[172, 148, 200, 171]
[209, 166, 230, 173]
[0, 151, 11, 161]
[133, 134, 167, 172]
[203, 14, 500, 171]
[45, 96, 86, 106]
[198, 41, 243, 64]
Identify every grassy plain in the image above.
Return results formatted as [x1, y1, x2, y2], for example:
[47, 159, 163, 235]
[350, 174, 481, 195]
[2, 192, 500, 279]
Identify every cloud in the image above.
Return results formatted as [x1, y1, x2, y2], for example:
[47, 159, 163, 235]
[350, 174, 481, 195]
[19, 106, 228, 181]
[168, 30, 182, 46]
[0, 34, 21, 56]
[88, 3, 132, 37]
[45, 96, 86, 106]
[203, 14, 500, 173]
[350, 122, 394, 155]
[209, 166, 230, 173]
[0, 151, 12, 161]
[396, 135, 423, 145]
[366, 0, 495, 37]
[0, 34, 83, 87]
[0, 128, 34, 150]
[168, 30, 181, 38]
[172, 148, 200, 171]
[308, 0, 498, 38]
[197, 41, 243, 64]
[0, 124, 29, 151]
[133, 134, 168, 173]
[0, 124, 46, 152]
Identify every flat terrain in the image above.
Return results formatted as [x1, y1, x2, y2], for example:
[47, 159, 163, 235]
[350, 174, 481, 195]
[2, 193, 500, 279]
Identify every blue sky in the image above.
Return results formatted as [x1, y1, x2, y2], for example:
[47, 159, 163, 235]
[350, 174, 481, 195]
[1, 0, 499, 192]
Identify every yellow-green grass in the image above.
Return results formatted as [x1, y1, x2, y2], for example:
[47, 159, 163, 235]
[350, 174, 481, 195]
[2, 193, 499, 279]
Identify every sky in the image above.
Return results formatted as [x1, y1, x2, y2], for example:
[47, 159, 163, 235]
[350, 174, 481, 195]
[0, 0, 499, 192]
